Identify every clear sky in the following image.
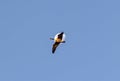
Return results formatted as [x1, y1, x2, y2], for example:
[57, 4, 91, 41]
[0, 0, 120, 81]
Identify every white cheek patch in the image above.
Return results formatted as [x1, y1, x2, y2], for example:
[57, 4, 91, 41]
[62, 34, 65, 41]
[54, 33, 60, 42]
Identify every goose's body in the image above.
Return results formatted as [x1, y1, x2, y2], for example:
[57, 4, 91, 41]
[50, 32, 65, 54]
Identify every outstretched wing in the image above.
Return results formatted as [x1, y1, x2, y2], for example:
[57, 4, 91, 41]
[52, 42, 60, 54]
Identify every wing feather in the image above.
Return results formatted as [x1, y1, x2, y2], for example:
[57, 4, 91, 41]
[52, 42, 60, 54]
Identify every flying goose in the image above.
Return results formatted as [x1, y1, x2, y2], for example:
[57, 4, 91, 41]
[50, 32, 66, 54]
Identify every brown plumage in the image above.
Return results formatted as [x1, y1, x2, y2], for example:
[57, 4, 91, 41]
[52, 42, 60, 53]
[51, 32, 65, 54]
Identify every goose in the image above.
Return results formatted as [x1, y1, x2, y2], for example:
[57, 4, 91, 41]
[50, 32, 66, 54]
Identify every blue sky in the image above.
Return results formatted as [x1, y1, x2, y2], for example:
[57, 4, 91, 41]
[0, 0, 120, 81]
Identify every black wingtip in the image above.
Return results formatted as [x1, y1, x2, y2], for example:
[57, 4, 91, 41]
[52, 51, 55, 54]
[62, 41, 66, 43]
[61, 32, 64, 34]
[50, 38, 54, 40]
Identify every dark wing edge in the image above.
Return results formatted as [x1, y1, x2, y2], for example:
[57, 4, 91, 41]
[57, 32, 64, 39]
[52, 42, 60, 54]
